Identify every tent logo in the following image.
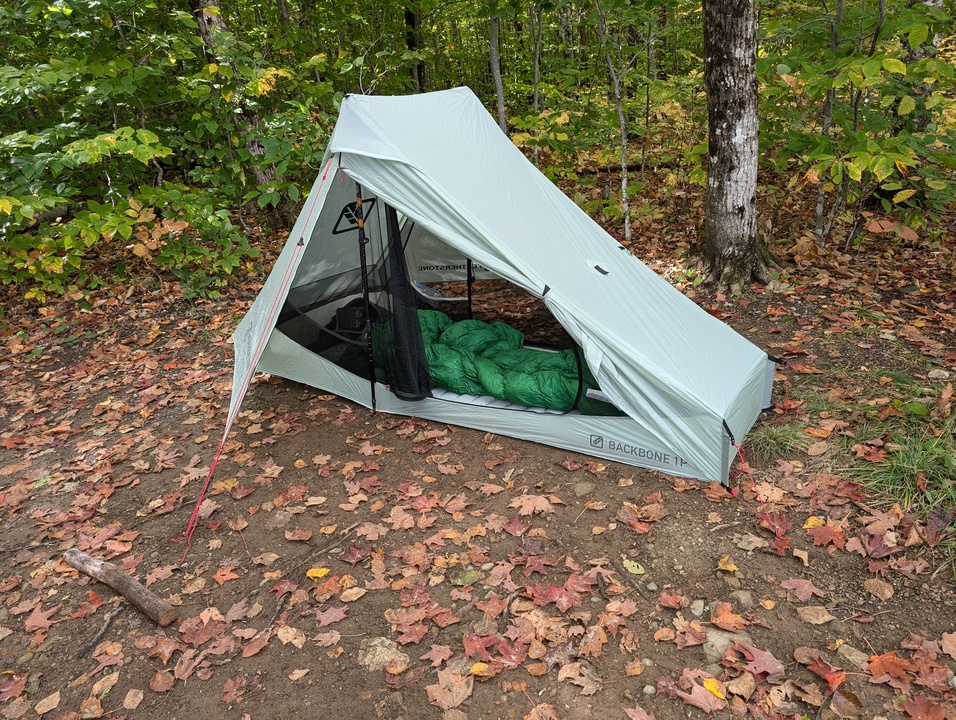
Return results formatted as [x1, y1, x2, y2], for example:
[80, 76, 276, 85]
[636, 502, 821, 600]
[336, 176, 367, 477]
[589, 435, 604, 449]
[332, 198, 377, 234]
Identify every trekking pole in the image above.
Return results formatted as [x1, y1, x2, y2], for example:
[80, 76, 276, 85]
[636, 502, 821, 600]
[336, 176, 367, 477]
[354, 183, 377, 411]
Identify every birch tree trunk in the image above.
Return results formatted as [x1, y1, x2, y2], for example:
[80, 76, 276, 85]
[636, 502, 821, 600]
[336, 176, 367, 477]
[699, 0, 769, 288]
[490, 15, 508, 133]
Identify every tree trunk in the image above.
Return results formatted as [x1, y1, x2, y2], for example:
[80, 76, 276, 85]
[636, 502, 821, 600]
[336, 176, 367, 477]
[595, 2, 633, 244]
[699, 0, 768, 289]
[189, 0, 229, 59]
[189, 0, 296, 228]
[490, 15, 508, 133]
[405, 5, 424, 92]
[530, 3, 542, 166]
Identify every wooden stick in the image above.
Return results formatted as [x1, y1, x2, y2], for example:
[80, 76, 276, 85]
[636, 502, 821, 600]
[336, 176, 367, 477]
[64, 549, 178, 627]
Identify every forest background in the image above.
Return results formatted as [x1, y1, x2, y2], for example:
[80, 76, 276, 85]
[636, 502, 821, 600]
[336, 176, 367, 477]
[1, 0, 954, 302]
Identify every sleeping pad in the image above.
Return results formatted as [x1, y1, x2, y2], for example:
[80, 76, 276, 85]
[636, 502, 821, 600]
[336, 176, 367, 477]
[417, 310, 621, 416]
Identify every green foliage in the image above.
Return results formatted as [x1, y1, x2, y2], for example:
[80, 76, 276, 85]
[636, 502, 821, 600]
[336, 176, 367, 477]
[1, 0, 953, 302]
[758, 0, 956, 242]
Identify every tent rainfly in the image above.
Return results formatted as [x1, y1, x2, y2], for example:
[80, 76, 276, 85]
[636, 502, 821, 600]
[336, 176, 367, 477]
[229, 87, 775, 485]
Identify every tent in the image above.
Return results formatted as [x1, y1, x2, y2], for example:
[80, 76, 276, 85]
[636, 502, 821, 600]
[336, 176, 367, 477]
[229, 87, 774, 484]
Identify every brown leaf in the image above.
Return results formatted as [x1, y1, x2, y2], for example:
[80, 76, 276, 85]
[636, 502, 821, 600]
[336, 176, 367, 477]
[780, 578, 826, 602]
[509, 494, 555, 516]
[425, 669, 473, 710]
[122, 689, 144, 710]
[241, 632, 271, 658]
[24, 603, 60, 632]
[149, 670, 175, 693]
[863, 577, 894, 600]
[284, 528, 313, 541]
[807, 441, 829, 456]
[797, 606, 835, 625]
[830, 686, 863, 718]
[33, 691, 60, 716]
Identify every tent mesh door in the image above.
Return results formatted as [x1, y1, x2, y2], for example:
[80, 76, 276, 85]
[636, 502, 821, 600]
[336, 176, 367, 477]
[371, 205, 431, 401]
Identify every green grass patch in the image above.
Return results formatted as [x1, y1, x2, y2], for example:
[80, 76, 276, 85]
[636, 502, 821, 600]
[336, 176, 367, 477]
[746, 420, 811, 462]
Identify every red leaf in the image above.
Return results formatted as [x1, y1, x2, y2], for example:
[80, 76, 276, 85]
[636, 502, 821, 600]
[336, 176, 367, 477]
[780, 578, 827, 602]
[315, 606, 348, 626]
[24, 603, 60, 632]
[502, 515, 530, 537]
[903, 694, 947, 720]
[284, 528, 312, 541]
[420, 644, 453, 667]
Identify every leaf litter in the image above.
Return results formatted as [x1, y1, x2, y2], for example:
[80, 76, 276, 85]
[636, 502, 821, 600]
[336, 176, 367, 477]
[0, 235, 955, 719]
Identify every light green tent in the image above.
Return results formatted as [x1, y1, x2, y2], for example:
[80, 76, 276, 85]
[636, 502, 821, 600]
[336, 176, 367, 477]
[230, 87, 774, 484]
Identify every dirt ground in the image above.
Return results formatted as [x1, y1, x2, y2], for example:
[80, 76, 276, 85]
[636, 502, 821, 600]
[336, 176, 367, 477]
[1, 244, 955, 720]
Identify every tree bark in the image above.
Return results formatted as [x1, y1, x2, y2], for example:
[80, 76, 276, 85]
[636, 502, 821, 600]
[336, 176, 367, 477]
[189, 0, 229, 60]
[699, 0, 769, 288]
[490, 15, 508, 133]
[65, 549, 178, 627]
[405, 5, 424, 92]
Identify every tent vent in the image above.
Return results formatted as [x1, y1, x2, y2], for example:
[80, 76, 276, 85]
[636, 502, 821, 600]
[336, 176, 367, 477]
[332, 198, 377, 234]
[593, 265, 609, 275]
[542, 285, 550, 296]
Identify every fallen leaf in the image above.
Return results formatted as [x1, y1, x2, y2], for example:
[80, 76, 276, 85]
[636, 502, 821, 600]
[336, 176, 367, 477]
[807, 441, 829, 456]
[509, 494, 555, 516]
[33, 691, 60, 716]
[284, 528, 313, 541]
[903, 694, 947, 720]
[123, 689, 144, 710]
[830, 686, 863, 718]
[863, 577, 894, 600]
[24, 603, 60, 632]
[276, 626, 306, 648]
[340, 587, 367, 602]
[797, 606, 836, 625]
[149, 670, 175, 693]
[425, 669, 473, 710]
[780, 578, 826, 602]
[288, 669, 310, 681]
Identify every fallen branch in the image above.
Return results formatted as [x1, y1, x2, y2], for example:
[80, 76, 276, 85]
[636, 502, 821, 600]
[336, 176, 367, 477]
[64, 549, 178, 627]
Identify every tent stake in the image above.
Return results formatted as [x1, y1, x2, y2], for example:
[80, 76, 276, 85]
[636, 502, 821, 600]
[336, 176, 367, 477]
[354, 183, 377, 411]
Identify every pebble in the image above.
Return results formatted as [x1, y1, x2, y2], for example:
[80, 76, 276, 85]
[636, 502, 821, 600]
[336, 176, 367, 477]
[690, 599, 706, 617]
[643, 685, 656, 696]
[573, 482, 595, 497]
[837, 643, 870, 671]
[722, 575, 742, 590]
[646, 582, 659, 592]
[928, 369, 951, 381]
[729, 590, 753, 610]
[949, 675, 956, 690]
[481, 563, 495, 571]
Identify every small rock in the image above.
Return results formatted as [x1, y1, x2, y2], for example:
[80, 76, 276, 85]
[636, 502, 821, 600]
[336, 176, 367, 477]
[729, 590, 753, 610]
[573, 482, 595, 497]
[645, 582, 659, 592]
[357, 637, 409, 672]
[949, 675, 956, 690]
[703, 628, 754, 664]
[722, 575, 742, 590]
[481, 562, 495, 571]
[689, 599, 706, 617]
[928, 369, 951, 381]
[643, 685, 656, 696]
[837, 643, 870, 671]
